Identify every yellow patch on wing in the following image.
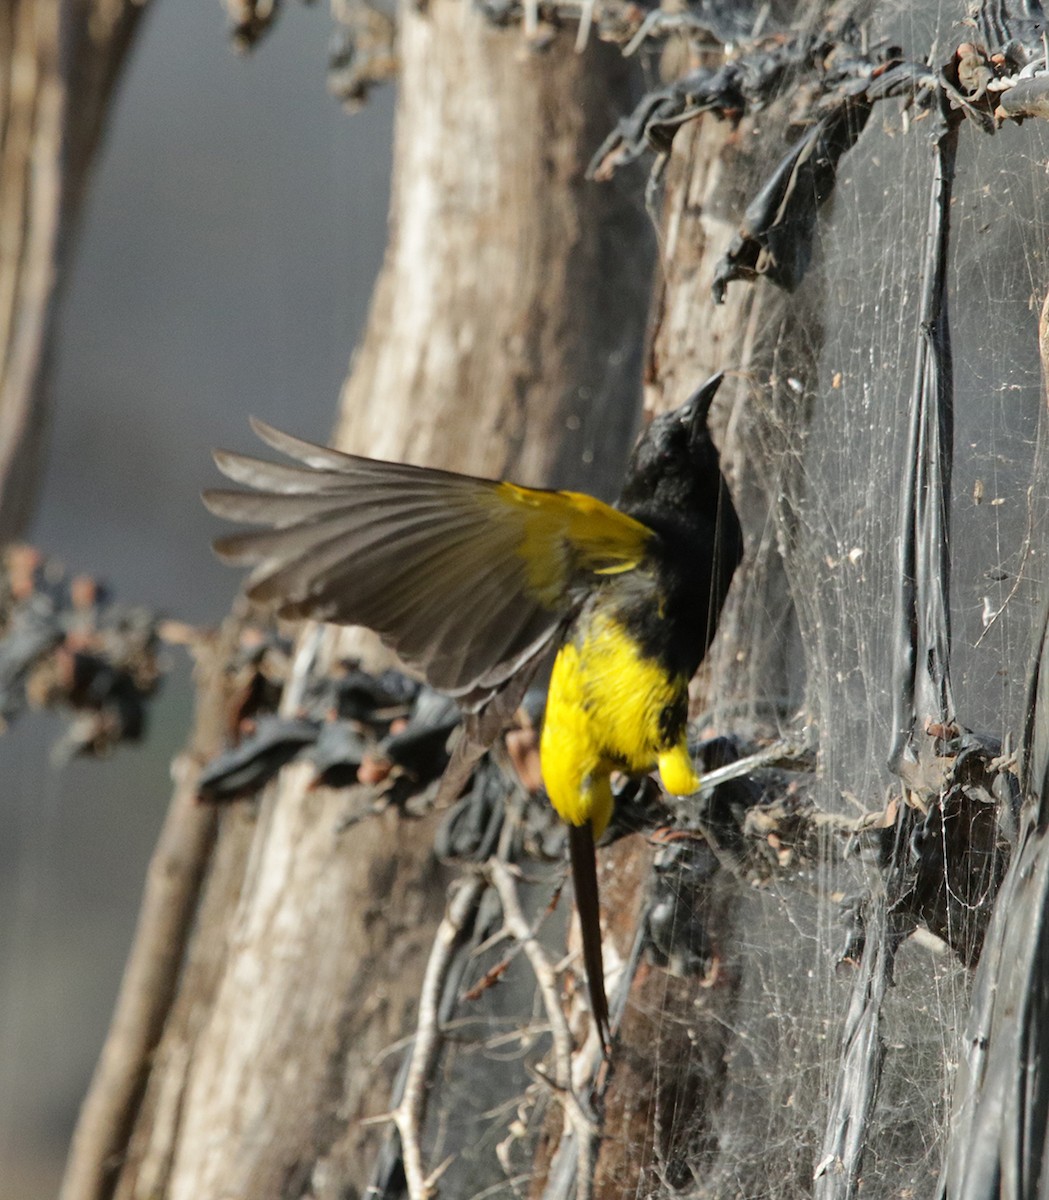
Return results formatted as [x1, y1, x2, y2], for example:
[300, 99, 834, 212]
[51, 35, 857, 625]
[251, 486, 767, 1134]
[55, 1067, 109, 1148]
[540, 610, 697, 835]
[496, 483, 652, 607]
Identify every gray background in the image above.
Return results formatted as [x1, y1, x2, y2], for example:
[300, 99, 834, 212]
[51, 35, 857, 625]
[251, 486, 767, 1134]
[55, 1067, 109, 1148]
[0, 3, 393, 1193]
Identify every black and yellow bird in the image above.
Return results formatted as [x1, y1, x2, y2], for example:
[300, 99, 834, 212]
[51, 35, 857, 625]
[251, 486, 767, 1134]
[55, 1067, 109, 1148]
[203, 372, 742, 1053]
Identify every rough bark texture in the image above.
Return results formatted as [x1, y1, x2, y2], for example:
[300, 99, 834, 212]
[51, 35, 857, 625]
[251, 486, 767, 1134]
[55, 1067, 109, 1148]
[646, 112, 814, 731]
[585, 103, 818, 1198]
[60, 4, 654, 1198]
[0, 0, 148, 543]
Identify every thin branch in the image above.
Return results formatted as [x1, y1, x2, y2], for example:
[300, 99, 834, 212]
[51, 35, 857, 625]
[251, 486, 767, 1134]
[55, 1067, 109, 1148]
[59, 622, 240, 1200]
[487, 858, 600, 1200]
[695, 726, 817, 794]
[974, 486, 1035, 647]
[391, 872, 487, 1200]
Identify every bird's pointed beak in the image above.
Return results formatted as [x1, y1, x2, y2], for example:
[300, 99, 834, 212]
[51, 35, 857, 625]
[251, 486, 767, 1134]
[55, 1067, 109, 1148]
[677, 371, 724, 440]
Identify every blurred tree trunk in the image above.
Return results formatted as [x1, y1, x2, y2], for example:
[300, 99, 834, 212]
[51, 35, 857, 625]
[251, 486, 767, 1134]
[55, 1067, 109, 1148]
[0, 0, 149, 543]
[60, 3, 656, 1199]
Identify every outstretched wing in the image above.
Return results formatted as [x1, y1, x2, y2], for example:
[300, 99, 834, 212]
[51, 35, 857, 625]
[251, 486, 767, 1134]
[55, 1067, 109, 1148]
[204, 419, 653, 703]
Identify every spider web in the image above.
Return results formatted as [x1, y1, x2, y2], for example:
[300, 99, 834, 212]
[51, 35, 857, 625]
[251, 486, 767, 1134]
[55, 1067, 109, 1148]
[364, 2, 1049, 1197]
[25, 1, 1039, 1195]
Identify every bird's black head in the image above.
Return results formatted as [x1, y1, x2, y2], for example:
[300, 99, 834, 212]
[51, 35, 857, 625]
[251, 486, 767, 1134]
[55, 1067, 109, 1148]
[617, 372, 730, 527]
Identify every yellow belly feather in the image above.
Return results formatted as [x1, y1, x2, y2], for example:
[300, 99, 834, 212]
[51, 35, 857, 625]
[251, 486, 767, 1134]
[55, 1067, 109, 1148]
[540, 610, 699, 837]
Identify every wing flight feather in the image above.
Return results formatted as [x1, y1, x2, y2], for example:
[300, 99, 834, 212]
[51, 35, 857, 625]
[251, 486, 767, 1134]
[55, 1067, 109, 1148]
[204, 423, 653, 700]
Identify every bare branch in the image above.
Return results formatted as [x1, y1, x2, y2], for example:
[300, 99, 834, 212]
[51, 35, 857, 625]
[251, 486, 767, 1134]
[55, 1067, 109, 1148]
[391, 873, 487, 1200]
[488, 858, 600, 1200]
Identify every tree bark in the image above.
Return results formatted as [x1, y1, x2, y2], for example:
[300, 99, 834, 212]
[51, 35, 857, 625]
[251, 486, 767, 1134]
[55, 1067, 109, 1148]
[56, 2, 1049, 1196]
[586, 97, 819, 1198]
[0, 0, 149, 543]
[60, 5, 653, 1199]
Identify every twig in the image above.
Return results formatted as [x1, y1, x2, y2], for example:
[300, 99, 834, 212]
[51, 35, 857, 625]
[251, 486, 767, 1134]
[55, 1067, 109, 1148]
[470, 1175, 533, 1200]
[278, 621, 327, 716]
[975, 486, 1035, 647]
[487, 859, 600, 1200]
[59, 620, 242, 1200]
[695, 727, 817, 794]
[523, 0, 538, 41]
[391, 873, 486, 1200]
[574, 0, 594, 52]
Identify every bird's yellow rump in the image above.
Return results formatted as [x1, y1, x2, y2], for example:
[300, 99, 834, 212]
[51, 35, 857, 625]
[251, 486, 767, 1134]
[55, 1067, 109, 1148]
[542, 608, 699, 833]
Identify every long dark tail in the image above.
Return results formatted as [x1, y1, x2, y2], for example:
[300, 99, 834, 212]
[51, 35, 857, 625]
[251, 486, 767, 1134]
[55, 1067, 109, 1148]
[568, 821, 612, 1055]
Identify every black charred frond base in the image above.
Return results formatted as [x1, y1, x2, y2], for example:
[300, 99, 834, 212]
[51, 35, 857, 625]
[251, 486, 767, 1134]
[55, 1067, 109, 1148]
[0, 545, 166, 760]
